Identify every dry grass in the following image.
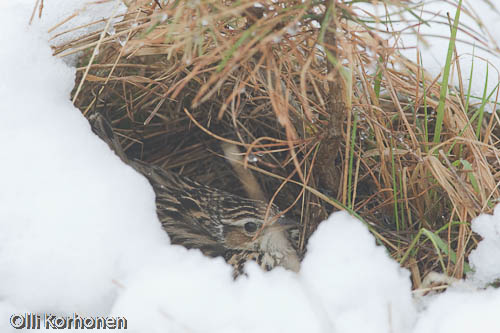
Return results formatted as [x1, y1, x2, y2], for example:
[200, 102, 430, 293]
[46, 0, 500, 287]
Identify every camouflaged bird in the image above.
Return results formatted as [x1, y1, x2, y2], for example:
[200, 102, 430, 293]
[89, 112, 300, 277]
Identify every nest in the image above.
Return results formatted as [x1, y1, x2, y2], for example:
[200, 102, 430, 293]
[49, 0, 500, 287]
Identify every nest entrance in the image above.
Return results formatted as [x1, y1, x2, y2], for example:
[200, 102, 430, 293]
[71, 52, 326, 252]
[77, 77, 295, 200]
[56, 0, 500, 286]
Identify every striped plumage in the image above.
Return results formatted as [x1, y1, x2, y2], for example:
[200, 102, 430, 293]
[89, 112, 300, 277]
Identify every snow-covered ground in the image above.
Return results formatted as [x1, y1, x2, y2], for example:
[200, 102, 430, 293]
[0, 1, 499, 332]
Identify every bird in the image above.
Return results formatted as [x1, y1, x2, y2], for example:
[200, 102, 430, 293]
[88, 112, 300, 277]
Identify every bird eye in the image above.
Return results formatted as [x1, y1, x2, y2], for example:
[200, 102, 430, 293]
[244, 222, 258, 233]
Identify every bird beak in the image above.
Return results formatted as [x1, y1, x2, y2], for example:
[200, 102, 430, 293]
[277, 216, 298, 228]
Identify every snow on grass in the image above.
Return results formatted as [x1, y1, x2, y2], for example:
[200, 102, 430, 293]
[0, 1, 499, 332]
[356, 1, 500, 105]
[469, 204, 500, 286]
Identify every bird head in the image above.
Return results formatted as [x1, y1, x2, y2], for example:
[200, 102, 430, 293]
[218, 201, 300, 273]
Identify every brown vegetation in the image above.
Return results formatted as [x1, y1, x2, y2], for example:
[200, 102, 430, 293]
[48, 0, 500, 288]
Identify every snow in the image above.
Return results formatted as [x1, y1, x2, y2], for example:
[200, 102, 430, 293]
[469, 204, 500, 286]
[357, 0, 500, 107]
[108, 212, 415, 332]
[0, 0, 499, 332]
[413, 287, 500, 333]
[300, 212, 415, 333]
[394, 1, 500, 104]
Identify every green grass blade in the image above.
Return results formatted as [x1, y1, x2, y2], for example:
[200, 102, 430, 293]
[475, 63, 489, 139]
[347, 113, 358, 209]
[433, 0, 463, 144]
